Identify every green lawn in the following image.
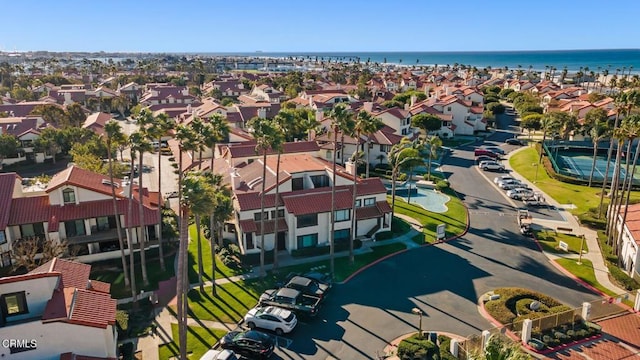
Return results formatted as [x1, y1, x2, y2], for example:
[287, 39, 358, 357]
[158, 323, 227, 360]
[508, 147, 640, 216]
[390, 188, 467, 243]
[185, 277, 276, 323]
[278, 242, 407, 282]
[188, 224, 248, 284]
[554, 258, 618, 297]
[535, 230, 588, 254]
[90, 245, 176, 299]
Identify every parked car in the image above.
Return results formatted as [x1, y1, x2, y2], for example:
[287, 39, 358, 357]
[259, 288, 321, 318]
[476, 155, 496, 164]
[482, 146, 506, 155]
[479, 160, 505, 172]
[220, 330, 275, 359]
[506, 188, 534, 200]
[498, 179, 523, 190]
[199, 349, 239, 360]
[282, 275, 331, 300]
[474, 148, 500, 158]
[244, 306, 298, 335]
[494, 175, 515, 184]
[505, 138, 524, 146]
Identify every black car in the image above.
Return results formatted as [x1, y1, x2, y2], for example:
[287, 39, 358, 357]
[475, 155, 497, 164]
[506, 138, 524, 146]
[284, 275, 331, 300]
[220, 330, 274, 359]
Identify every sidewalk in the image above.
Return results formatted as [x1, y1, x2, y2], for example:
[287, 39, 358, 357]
[501, 146, 626, 295]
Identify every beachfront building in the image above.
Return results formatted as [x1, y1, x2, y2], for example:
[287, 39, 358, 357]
[0, 165, 160, 267]
[613, 204, 640, 281]
[222, 149, 391, 256]
[0, 258, 118, 359]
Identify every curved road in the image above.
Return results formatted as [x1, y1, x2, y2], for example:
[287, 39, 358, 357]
[274, 113, 601, 359]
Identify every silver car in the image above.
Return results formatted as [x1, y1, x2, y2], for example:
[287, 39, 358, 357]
[244, 306, 298, 335]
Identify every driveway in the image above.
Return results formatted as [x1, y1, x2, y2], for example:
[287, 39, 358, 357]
[272, 136, 602, 359]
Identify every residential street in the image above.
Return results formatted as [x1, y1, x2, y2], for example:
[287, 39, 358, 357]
[270, 113, 603, 359]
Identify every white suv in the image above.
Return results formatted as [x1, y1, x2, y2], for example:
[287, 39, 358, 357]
[244, 306, 298, 335]
[479, 160, 505, 172]
[506, 188, 534, 200]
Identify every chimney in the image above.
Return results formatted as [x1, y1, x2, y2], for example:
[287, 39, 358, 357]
[187, 104, 192, 114]
[257, 108, 267, 119]
[410, 95, 417, 107]
[404, 103, 410, 111]
[345, 160, 356, 176]
[121, 176, 132, 197]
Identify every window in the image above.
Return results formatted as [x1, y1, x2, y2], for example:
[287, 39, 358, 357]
[297, 214, 318, 228]
[1, 252, 10, 268]
[0, 231, 5, 245]
[20, 223, 44, 238]
[297, 233, 318, 248]
[254, 212, 269, 221]
[291, 177, 304, 191]
[364, 197, 376, 206]
[64, 220, 86, 237]
[270, 209, 285, 219]
[310, 175, 329, 188]
[326, 150, 332, 160]
[334, 229, 350, 243]
[334, 209, 350, 222]
[447, 106, 452, 112]
[246, 233, 254, 249]
[1, 291, 28, 316]
[355, 199, 362, 208]
[62, 188, 76, 204]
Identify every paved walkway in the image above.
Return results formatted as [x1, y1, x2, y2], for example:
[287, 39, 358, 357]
[500, 146, 627, 295]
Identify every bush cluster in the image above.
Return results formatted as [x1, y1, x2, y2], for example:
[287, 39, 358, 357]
[485, 287, 567, 325]
[397, 334, 439, 360]
[608, 264, 640, 290]
[290, 239, 362, 258]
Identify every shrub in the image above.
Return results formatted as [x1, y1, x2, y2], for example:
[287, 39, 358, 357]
[291, 239, 362, 257]
[436, 180, 449, 191]
[375, 231, 394, 241]
[397, 334, 439, 360]
[240, 249, 274, 266]
[397, 173, 407, 181]
[486, 287, 567, 325]
[608, 264, 640, 290]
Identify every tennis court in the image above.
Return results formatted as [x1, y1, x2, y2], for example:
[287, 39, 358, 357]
[551, 149, 640, 184]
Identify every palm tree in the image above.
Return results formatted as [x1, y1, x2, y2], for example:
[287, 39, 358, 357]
[174, 124, 199, 360]
[614, 115, 640, 257]
[325, 103, 355, 278]
[606, 125, 627, 242]
[598, 94, 627, 218]
[146, 113, 175, 272]
[348, 149, 365, 264]
[388, 139, 423, 227]
[267, 115, 286, 270]
[247, 116, 279, 277]
[128, 130, 151, 287]
[538, 112, 562, 164]
[125, 135, 139, 307]
[425, 135, 443, 181]
[189, 116, 208, 291]
[178, 171, 217, 360]
[354, 111, 383, 179]
[206, 173, 233, 296]
[587, 121, 610, 187]
[104, 121, 131, 293]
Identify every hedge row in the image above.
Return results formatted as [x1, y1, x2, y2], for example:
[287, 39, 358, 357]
[485, 287, 569, 325]
[290, 239, 362, 258]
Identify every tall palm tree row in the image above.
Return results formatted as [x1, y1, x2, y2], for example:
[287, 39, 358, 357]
[583, 108, 610, 187]
[269, 113, 287, 270]
[325, 103, 355, 278]
[614, 115, 640, 258]
[104, 121, 131, 292]
[598, 94, 628, 218]
[206, 173, 233, 296]
[605, 123, 627, 243]
[188, 116, 209, 291]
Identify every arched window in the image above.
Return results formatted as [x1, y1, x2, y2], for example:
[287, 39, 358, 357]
[62, 188, 76, 204]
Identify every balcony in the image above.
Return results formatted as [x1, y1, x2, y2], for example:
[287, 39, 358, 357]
[66, 229, 120, 244]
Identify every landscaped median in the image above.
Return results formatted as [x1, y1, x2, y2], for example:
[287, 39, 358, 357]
[389, 187, 468, 245]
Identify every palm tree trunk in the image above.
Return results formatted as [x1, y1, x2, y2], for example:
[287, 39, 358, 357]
[588, 141, 599, 187]
[407, 168, 413, 203]
[330, 129, 338, 278]
[209, 214, 217, 297]
[365, 137, 371, 178]
[259, 149, 268, 277]
[157, 137, 165, 272]
[196, 215, 204, 292]
[108, 144, 130, 288]
[126, 155, 138, 306]
[427, 147, 432, 181]
[350, 153, 358, 265]
[391, 166, 397, 231]
[273, 151, 282, 270]
[611, 140, 633, 253]
[138, 151, 149, 286]
[176, 149, 187, 360]
[599, 114, 622, 218]
[616, 140, 640, 263]
[606, 140, 624, 240]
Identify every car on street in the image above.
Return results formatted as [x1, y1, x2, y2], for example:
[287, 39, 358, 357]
[506, 188, 534, 200]
[498, 179, 523, 189]
[244, 306, 298, 335]
[259, 288, 321, 318]
[479, 160, 505, 172]
[220, 330, 275, 359]
[494, 175, 515, 184]
[481, 146, 506, 155]
[505, 138, 525, 146]
[282, 275, 331, 300]
[474, 148, 500, 158]
[476, 155, 497, 164]
[199, 349, 239, 360]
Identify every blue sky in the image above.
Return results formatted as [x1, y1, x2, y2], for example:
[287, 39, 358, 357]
[2, 0, 639, 52]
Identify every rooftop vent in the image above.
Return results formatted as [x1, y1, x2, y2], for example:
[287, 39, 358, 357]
[101, 179, 120, 188]
[246, 177, 263, 189]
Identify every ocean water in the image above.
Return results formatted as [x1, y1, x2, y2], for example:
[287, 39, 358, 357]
[215, 49, 640, 73]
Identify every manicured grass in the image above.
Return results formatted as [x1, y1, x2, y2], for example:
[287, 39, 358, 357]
[390, 188, 467, 243]
[188, 224, 248, 284]
[90, 245, 176, 299]
[186, 277, 276, 323]
[535, 229, 588, 254]
[158, 323, 227, 360]
[554, 258, 618, 297]
[509, 147, 640, 216]
[278, 242, 407, 282]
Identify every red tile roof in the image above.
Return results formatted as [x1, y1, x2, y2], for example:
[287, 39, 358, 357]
[8, 195, 50, 225]
[620, 203, 640, 244]
[69, 289, 116, 328]
[227, 141, 319, 158]
[376, 200, 392, 213]
[0, 173, 18, 230]
[355, 206, 382, 220]
[47, 165, 124, 198]
[235, 193, 281, 211]
[88, 280, 111, 294]
[238, 218, 288, 235]
[31, 258, 91, 290]
[282, 188, 353, 215]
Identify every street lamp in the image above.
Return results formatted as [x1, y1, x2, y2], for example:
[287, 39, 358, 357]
[577, 234, 586, 265]
[411, 307, 423, 338]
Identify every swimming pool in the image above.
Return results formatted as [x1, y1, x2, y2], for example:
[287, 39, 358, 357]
[386, 183, 450, 213]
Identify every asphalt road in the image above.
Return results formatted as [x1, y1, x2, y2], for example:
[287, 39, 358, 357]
[270, 111, 602, 359]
